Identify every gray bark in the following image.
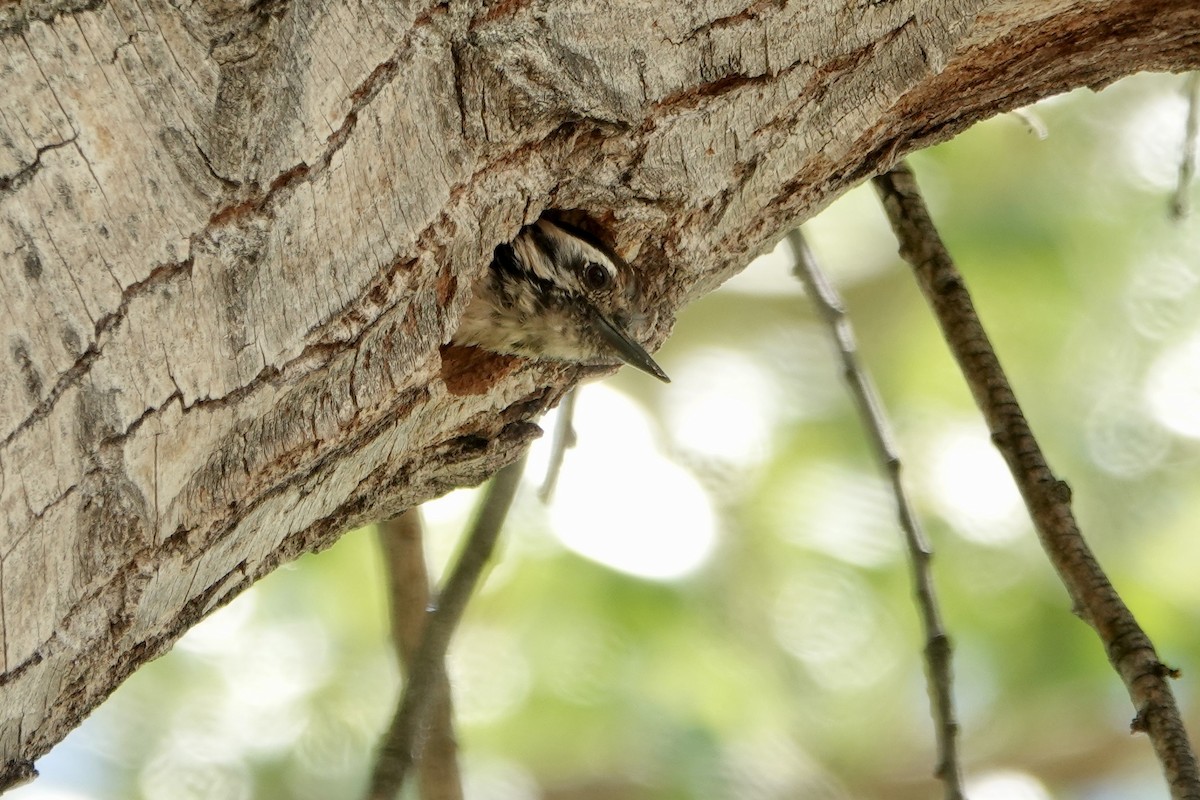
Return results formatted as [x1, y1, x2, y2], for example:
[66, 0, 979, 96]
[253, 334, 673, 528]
[0, 0, 1197, 786]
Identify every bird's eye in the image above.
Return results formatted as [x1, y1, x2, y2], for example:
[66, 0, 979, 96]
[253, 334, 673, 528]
[583, 262, 611, 291]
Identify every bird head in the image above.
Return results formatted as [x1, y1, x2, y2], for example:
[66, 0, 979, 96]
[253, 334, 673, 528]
[454, 218, 670, 383]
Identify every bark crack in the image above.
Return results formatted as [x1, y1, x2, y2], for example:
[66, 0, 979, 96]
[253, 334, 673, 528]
[1, 255, 194, 450]
[0, 646, 42, 690]
[26, 483, 79, 524]
[181, 124, 240, 189]
[0, 136, 77, 193]
[8, 166, 448, 457]
[450, 40, 470, 139]
[202, 2, 456, 226]
[667, 0, 784, 46]
[204, 25, 420, 230]
[109, 30, 141, 63]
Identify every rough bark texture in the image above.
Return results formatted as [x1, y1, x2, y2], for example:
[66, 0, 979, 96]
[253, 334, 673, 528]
[0, 0, 1197, 785]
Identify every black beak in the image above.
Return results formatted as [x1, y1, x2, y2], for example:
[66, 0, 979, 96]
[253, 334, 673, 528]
[587, 307, 670, 383]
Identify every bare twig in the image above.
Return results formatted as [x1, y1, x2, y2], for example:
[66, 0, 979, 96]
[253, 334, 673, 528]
[539, 388, 578, 503]
[1171, 72, 1200, 221]
[366, 454, 528, 799]
[1010, 107, 1048, 140]
[873, 161, 1200, 800]
[788, 229, 965, 800]
[372, 510, 463, 800]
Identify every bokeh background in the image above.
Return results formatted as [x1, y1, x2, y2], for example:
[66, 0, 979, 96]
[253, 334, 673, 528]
[15, 71, 1200, 800]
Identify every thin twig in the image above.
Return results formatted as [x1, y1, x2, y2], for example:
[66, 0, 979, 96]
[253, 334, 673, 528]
[1010, 107, 1048, 140]
[873, 161, 1200, 800]
[1171, 72, 1200, 221]
[788, 229, 965, 800]
[367, 453, 529, 799]
[539, 388, 578, 503]
[372, 510, 463, 800]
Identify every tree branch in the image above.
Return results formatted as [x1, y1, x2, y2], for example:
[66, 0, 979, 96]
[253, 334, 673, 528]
[5, 0, 1199, 782]
[788, 228, 965, 800]
[872, 161, 1200, 800]
[538, 388, 578, 504]
[373, 510, 463, 800]
[367, 454, 528, 799]
[1172, 72, 1200, 221]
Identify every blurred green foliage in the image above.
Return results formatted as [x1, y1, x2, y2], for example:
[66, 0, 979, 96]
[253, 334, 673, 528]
[19, 72, 1200, 800]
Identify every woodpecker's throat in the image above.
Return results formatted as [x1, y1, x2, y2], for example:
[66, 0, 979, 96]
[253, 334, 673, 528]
[453, 218, 669, 382]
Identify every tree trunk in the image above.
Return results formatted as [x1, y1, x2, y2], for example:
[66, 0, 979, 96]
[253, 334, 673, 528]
[0, 0, 1196, 785]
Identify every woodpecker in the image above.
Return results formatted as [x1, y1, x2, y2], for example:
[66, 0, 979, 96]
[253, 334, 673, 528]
[453, 217, 670, 382]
